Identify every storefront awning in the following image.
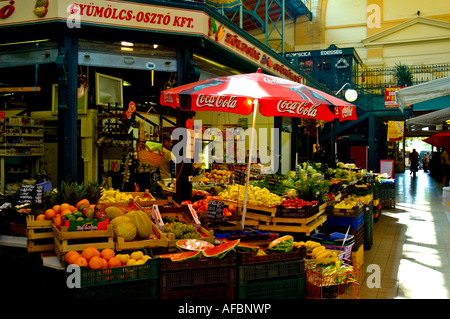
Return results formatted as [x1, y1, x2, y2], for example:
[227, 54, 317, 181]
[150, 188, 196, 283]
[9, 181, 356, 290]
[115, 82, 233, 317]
[396, 76, 450, 111]
[405, 106, 450, 130]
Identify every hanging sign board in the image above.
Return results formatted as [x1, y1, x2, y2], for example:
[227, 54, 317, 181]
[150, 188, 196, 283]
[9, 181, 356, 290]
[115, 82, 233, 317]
[206, 200, 224, 219]
[387, 121, 404, 142]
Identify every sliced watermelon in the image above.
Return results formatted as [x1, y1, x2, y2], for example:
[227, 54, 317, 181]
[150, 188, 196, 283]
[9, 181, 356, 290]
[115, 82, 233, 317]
[202, 239, 240, 259]
[175, 239, 214, 251]
[156, 251, 201, 262]
[236, 242, 260, 253]
[267, 235, 294, 253]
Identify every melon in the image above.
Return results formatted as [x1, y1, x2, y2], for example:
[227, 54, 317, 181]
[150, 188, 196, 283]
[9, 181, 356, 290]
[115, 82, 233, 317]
[176, 239, 214, 251]
[126, 210, 153, 239]
[267, 235, 294, 253]
[157, 251, 201, 262]
[114, 221, 137, 242]
[105, 206, 124, 220]
[236, 242, 260, 253]
[202, 239, 240, 259]
[110, 216, 131, 228]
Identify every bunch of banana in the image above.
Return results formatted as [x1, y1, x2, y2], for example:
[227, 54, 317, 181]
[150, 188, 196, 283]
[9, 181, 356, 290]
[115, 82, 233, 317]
[314, 250, 340, 265]
[305, 240, 321, 252]
[293, 241, 306, 249]
[99, 188, 133, 203]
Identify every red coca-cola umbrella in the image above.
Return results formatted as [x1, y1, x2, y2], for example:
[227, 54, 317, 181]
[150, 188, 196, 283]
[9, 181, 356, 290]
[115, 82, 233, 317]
[160, 68, 356, 226]
[161, 68, 356, 121]
[423, 132, 450, 149]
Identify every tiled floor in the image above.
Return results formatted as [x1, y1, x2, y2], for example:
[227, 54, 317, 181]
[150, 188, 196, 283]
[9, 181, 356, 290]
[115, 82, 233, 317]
[360, 170, 450, 299]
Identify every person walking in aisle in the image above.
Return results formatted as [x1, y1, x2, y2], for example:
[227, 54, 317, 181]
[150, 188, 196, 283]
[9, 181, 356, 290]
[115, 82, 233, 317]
[409, 149, 419, 177]
[422, 152, 429, 173]
[441, 148, 450, 186]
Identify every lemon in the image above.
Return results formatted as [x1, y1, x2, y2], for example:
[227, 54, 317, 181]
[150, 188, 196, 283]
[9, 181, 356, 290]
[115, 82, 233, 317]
[126, 259, 137, 266]
[130, 251, 144, 260]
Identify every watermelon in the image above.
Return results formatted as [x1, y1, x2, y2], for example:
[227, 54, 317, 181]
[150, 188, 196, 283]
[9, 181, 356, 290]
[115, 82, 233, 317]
[156, 251, 201, 262]
[236, 242, 260, 253]
[176, 239, 214, 251]
[267, 235, 294, 253]
[202, 239, 240, 259]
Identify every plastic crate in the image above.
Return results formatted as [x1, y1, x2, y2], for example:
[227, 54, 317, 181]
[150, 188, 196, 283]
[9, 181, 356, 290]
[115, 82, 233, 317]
[322, 243, 354, 259]
[158, 251, 237, 272]
[276, 204, 319, 218]
[69, 278, 158, 299]
[331, 224, 364, 251]
[329, 201, 364, 217]
[381, 198, 395, 209]
[238, 259, 305, 283]
[326, 213, 364, 230]
[237, 276, 306, 299]
[74, 258, 158, 288]
[237, 247, 306, 265]
[160, 266, 236, 294]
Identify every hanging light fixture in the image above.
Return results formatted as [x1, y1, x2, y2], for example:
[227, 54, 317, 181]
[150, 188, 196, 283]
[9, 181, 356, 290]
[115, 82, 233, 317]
[336, 83, 358, 102]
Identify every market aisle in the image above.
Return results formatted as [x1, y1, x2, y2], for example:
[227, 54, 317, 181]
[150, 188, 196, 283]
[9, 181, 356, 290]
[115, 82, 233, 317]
[360, 170, 450, 299]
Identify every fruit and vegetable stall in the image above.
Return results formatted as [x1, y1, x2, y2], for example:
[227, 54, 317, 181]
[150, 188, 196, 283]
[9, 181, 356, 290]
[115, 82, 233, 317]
[0, 163, 391, 299]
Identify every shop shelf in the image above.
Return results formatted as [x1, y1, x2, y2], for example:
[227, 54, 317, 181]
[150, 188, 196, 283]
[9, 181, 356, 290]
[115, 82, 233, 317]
[237, 275, 306, 299]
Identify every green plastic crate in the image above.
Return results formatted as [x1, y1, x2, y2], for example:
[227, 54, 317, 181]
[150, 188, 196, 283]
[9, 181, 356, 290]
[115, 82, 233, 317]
[237, 276, 306, 299]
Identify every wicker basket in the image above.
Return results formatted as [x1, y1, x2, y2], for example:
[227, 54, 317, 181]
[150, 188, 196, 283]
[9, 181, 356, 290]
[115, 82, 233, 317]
[137, 143, 164, 166]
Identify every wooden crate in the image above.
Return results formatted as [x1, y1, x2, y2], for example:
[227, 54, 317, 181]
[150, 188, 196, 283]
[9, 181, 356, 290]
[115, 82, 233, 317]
[26, 215, 54, 253]
[53, 223, 114, 263]
[114, 219, 170, 251]
[257, 203, 328, 236]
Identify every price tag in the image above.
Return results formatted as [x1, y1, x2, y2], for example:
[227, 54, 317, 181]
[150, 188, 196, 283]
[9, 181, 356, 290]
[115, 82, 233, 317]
[206, 200, 225, 219]
[150, 168, 161, 182]
[233, 170, 246, 185]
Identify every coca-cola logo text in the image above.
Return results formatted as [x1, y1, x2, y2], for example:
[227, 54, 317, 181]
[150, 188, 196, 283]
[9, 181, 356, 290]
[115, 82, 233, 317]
[276, 100, 319, 118]
[341, 105, 354, 118]
[196, 94, 237, 109]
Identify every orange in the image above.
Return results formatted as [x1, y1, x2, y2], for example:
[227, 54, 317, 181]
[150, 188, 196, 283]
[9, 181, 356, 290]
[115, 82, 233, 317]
[53, 214, 62, 228]
[100, 248, 115, 261]
[60, 203, 71, 212]
[69, 205, 77, 212]
[101, 258, 108, 269]
[76, 199, 90, 210]
[67, 252, 81, 265]
[65, 250, 80, 264]
[44, 209, 56, 220]
[81, 246, 100, 261]
[108, 257, 122, 268]
[88, 256, 104, 270]
[52, 205, 61, 214]
[75, 256, 88, 267]
[35, 214, 45, 221]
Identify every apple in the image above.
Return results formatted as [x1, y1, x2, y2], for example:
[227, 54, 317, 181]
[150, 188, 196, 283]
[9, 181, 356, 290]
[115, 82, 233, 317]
[82, 207, 95, 219]
[95, 210, 107, 221]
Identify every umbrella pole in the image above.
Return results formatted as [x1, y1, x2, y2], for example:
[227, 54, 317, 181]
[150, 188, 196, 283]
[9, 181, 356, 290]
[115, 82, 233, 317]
[242, 99, 259, 228]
